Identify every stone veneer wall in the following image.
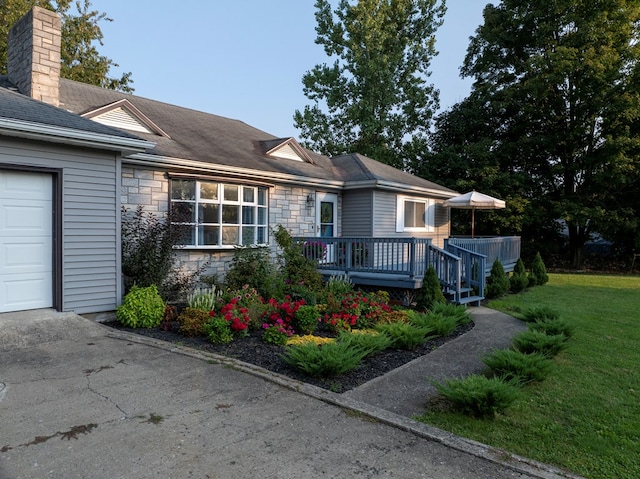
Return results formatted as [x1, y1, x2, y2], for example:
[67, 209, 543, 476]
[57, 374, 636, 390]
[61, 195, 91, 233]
[120, 166, 332, 284]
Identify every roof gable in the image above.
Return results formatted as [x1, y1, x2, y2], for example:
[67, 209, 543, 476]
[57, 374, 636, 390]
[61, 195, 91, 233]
[263, 138, 315, 164]
[82, 99, 170, 138]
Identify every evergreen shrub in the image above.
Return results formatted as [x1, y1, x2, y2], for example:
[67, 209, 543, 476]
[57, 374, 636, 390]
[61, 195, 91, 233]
[117, 284, 165, 328]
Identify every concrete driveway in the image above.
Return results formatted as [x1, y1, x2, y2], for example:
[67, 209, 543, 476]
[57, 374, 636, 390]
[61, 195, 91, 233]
[0, 310, 575, 479]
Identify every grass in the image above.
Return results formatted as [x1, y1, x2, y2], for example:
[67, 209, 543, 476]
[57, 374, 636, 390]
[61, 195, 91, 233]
[416, 273, 640, 479]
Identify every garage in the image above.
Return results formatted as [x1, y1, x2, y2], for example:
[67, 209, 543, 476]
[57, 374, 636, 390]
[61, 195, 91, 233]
[0, 170, 53, 312]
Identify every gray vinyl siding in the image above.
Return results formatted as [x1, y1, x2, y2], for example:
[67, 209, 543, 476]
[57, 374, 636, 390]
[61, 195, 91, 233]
[372, 190, 400, 236]
[341, 190, 373, 236]
[371, 190, 450, 248]
[0, 137, 120, 313]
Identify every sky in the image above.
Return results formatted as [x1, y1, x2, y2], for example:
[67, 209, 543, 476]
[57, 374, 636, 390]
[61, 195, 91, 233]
[91, 1, 487, 139]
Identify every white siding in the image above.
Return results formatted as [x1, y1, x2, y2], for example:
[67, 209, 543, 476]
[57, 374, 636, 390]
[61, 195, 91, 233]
[0, 137, 120, 313]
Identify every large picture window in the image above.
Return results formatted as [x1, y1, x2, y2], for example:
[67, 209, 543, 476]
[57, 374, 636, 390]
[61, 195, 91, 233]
[396, 195, 435, 233]
[171, 179, 268, 248]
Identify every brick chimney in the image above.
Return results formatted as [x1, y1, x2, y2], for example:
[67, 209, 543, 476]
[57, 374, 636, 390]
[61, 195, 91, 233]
[7, 6, 62, 107]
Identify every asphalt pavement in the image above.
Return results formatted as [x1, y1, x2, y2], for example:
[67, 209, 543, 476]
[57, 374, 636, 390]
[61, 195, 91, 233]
[0, 308, 583, 479]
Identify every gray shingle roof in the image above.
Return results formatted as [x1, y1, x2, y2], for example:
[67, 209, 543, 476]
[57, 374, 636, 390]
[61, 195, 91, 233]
[0, 79, 143, 140]
[2, 75, 454, 195]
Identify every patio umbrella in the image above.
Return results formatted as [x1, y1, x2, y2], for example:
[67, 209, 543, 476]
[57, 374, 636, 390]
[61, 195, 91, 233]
[443, 190, 506, 238]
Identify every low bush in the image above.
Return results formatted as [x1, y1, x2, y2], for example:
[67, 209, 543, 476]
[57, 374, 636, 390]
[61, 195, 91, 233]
[374, 322, 431, 350]
[338, 329, 391, 358]
[283, 340, 367, 377]
[409, 311, 454, 337]
[204, 316, 234, 344]
[177, 307, 211, 337]
[520, 305, 559, 323]
[528, 318, 574, 338]
[293, 304, 320, 335]
[224, 246, 278, 300]
[509, 258, 529, 293]
[431, 303, 472, 325]
[117, 284, 165, 328]
[512, 330, 567, 358]
[483, 349, 554, 384]
[433, 375, 521, 418]
[486, 258, 510, 299]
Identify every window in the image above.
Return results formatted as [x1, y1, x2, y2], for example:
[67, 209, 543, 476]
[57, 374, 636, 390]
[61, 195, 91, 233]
[171, 179, 268, 248]
[396, 196, 434, 232]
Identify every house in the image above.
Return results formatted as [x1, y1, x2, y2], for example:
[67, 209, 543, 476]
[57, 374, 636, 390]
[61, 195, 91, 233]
[0, 7, 519, 314]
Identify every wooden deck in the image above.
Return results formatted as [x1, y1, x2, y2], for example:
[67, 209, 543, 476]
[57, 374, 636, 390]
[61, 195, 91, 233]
[295, 236, 522, 305]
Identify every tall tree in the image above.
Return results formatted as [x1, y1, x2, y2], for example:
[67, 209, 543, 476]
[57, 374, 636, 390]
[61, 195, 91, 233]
[294, 0, 446, 169]
[425, 0, 640, 267]
[0, 0, 133, 92]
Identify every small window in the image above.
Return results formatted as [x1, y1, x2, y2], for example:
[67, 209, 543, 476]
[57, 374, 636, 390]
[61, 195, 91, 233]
[171, 179, 268, 248]
[396, 196, 435, 232]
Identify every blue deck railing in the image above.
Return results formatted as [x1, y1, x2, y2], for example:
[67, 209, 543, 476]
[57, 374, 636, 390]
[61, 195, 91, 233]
[293, 236, 520, 303]
[445, 236, 520, 273]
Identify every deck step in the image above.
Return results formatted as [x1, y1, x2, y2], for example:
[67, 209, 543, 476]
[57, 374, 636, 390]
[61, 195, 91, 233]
[456, 295, 484, 306]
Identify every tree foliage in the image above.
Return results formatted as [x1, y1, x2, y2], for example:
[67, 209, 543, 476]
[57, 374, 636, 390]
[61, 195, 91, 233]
[420, 0, 640, 266]
[0, 0, 133, 92]
[294, 0, 446, 169]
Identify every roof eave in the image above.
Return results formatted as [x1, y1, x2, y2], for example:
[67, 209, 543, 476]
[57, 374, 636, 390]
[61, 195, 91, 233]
[344, 179, 458, 198]
[0, 117, 154, 154]
[125, 153, 345, 190]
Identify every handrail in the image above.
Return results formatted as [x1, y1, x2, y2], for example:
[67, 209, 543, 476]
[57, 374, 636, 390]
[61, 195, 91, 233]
[447, 236, 520, 273]
[428, 244, 462, 302]
[294, 237, 432, 278]
[446, 243, 487, 298]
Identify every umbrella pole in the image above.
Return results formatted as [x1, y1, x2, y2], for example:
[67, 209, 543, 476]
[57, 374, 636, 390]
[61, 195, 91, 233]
[471, 208, 475, 238]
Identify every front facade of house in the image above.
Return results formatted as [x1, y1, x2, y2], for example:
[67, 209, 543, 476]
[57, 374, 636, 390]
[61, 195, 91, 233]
[0, 7, 458, 314]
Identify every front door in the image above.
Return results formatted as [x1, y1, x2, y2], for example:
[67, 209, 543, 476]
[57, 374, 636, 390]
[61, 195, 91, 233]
[316, 192, 337, 263]
[316, 192, 337, 238]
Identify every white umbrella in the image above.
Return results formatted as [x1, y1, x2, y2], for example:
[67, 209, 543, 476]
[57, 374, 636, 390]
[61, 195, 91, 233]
[443, 190, 506, 238]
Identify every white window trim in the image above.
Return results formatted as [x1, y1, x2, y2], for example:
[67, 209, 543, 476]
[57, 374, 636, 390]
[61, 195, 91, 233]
[171, 179, 269, 249]
[396, 195, 435, 233]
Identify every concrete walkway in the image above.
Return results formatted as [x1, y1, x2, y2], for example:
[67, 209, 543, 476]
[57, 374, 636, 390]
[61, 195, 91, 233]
[0, 308, 581, 479]
[344, 307, 527, 417]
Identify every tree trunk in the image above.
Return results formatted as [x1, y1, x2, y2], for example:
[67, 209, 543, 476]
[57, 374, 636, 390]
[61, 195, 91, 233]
[567, 223, 586, 268]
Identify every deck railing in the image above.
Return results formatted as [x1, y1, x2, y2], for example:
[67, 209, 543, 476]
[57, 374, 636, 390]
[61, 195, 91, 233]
[445, 243, 487, 299]
[294, 237, 432, 278]
[445, 236, 521, 273]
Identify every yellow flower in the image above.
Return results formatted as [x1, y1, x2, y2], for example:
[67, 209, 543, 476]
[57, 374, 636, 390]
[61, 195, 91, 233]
[286, 335, 335, 346]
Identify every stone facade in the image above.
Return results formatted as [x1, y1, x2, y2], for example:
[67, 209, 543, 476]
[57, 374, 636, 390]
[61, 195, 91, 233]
[7, 7, 61, 106]
[120, 166, 327, 283]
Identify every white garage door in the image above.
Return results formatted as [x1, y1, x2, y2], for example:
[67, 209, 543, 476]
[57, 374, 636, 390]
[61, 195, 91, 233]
[0, 171, 53, 312]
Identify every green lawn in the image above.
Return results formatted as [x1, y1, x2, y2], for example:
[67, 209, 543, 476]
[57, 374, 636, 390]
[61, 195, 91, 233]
[416, 273, 640, 479]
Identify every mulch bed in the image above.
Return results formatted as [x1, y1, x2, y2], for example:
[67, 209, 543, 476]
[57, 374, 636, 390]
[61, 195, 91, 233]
[104, 320, 474, 393]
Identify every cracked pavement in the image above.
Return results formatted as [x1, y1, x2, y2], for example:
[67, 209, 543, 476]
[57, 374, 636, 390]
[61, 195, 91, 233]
[0, 311, 576, 479]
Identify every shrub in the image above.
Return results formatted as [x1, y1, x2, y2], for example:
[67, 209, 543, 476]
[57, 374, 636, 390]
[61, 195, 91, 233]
[224, 246, 278, 299]
[419, 312, 458, 337]
[433, 375, 521, 418]
[177, 307, 211, 337]
[323, 274, 354, 300]
[204, 316, 234, 344]
[338, 329, 391, 358]
[283, 341, 367, 377]
[218, 285, 265, 329]
[482, 349, 553, 384]
[117, 284, 165, 328]
[374, 322, 430, 350]
[431, 302, 472, 326]
[416, 266, 446, 311]
[509, 258, 529, 293]
[512, 330, 567, 357]
[528, 252, 549, 286]
[293, 305, 320, 335]
[520, 305, 560, 323]
[286, 335, 335, 346]
[273, 225, 323, 292]
[187, 286, 219, 312]
[486, 258, 510, 299]
[121, 206, 205, 301]
[528, 318, 574, 338]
